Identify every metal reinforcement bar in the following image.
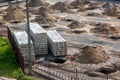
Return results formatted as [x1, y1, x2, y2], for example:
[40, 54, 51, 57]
[32, 64, 109, 80]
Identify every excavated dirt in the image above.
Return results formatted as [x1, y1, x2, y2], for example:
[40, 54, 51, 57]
[67, 21, 85, 29]
[29, 0, 50, 7]
[51, 2, 72, 12]
[70, 0, 90, 8]
[39, 7, 54, 14]
[70, 46, 109, 64]
[35, 12, 57, 26]
[90, 23, 120, 35]
[3, 5, 26, 21]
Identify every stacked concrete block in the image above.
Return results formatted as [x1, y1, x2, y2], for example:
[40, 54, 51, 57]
[29, 22, 48, 55]
[13, 31, 35, 64]
[47, 30, 67, 56]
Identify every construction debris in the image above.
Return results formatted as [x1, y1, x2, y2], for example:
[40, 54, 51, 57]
[35, 12, 57, 26]
[70, 46, 108, 64]
[3, 5, 26, 21]
[51, 2, 71, 12]
[90, 23, 120, 35]
[67, 21, 85, 29]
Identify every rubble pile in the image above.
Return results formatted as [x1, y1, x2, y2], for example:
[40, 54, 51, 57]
[35, 12, 57, 26]
[51, 2, 71, 12]
[3, 5, 26, 21]
[67, 21, 85, 29]
[70, 46, 108, 64]
[90, 23, 120, 35]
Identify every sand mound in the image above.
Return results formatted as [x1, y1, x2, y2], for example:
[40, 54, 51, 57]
[29, 0, 49, 7]
[67, 21, 85, 29]
[70, 46, 108, 64]
[70, 0, 90, 8]
[51, 2, 71, 12]
[35, 12, 57, 26]
[39, 7, 54, 14]
[3, 5, 26, 21]
[90, 23, 119, 35]
[103, 3, 120, 16]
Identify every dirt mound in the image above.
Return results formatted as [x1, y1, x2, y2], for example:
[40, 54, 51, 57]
[90, 23, 119, 35]
[29, 0, 49, 7]
[67, 21, 85, 29]
[103, 3, 120, 16]
[70, 0, 90, 8]
[70, 46, 108, 64]
[51, 2, 71, 12]
[35, 12, 57, 26]
[3, 5, 26, 21]
[39, 7, 54, 14]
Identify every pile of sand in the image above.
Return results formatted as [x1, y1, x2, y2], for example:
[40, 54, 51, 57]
[29, 0, 49, 7]
[67, 21, 85, 29]
[103, 3, 120, 16]
[90, 23, 120, 35]
[51, 2, 71, 12]
[70, 0, 90, 8]
[3, 5, 26, 21]
[39, 7, 54, 14]
[35, 12, 57, 26]
[70, 46, 108, 64]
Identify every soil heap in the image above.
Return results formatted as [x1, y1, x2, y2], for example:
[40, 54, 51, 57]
[103, 3, 120, 16]
[51, 2, 71, 12]
[3, 5, 26, 21]
[67, 21, 85, 29]
[29, 0, 49, 7]
[39, 7, 54, 14]
[70, 0, 90, 8]
[35, 12, 57, 26]
[90, 23, 119, 35]
[70, 46, 108, 64]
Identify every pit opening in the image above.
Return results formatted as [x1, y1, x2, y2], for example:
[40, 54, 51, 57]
[54, 58, 66, 64]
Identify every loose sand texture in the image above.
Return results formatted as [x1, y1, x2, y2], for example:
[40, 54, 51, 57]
[3, 5, 26, 21]
[70, 46, 109, 64]
[51, 2, 72, 12]
[90, 23, 120, 35]
[67, 21, 86, 29]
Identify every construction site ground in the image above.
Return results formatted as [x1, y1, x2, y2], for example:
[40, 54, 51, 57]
[0, 0, 120, 80]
